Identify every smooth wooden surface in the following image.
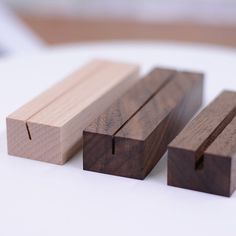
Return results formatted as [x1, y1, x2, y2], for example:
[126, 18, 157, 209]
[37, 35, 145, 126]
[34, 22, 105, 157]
[7, 59, 139, 164]
[168, 90, 236, 197]
[85, 68, 175, 135]
[19, 14, 236, 47]
[84, 68, 203, 179]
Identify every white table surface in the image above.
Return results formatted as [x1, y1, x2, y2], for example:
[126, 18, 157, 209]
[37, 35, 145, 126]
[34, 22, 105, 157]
[1, 41, 236, 236]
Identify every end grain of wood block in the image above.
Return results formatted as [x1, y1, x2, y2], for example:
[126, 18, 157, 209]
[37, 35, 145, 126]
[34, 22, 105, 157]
[168, 90, 236, 197]
[83, 68, 204, 179]
[7, 59, 139, 164]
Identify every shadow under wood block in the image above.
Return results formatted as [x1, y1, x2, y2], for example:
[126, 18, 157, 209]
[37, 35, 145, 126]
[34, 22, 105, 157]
[83, 68, 204, 179]
[168, 91, 236, 197]
[7, 59, 139, 164]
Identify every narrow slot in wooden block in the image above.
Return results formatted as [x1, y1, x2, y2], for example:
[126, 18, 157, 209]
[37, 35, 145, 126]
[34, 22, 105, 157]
[83, 68, 204, 179]
[7, 59, 139, 164]
[168, 90, 236, 197]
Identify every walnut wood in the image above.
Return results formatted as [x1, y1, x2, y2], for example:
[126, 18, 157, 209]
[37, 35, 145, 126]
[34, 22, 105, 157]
[7, 59, 139, 164]
[83, 68, 203, 179]
[168, 90, 236, 197]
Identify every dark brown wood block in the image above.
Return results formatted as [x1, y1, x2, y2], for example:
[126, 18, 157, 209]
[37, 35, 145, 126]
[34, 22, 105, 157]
[168, 90, 236, 197]
[83, 68, 204, 179]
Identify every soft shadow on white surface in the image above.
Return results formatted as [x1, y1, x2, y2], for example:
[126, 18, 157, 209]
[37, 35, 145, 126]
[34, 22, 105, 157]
[146, 153, 167, 184]
[66, 149, 83, 170]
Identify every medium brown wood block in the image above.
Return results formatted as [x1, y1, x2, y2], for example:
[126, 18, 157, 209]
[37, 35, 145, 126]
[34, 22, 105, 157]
[83, 68, 203, 179]
[168, 90, 236, 197]
[7, 59, 139, 164]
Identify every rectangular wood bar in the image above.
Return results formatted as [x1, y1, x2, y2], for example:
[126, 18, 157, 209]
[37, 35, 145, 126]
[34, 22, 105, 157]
[168, 91, 236, 197]
[83, 68, 203, 179]
[7, 59, 139, 164]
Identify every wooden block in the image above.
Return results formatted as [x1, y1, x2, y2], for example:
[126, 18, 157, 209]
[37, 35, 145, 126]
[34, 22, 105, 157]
[83, 68, 203, 179]
[168, 90, 236, 197]
[7, 59, 139, 164]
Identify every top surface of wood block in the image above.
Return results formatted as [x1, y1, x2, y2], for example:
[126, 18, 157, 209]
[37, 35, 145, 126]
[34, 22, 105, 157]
[8, 59, 104, 121]
[169, 90, 236, 152]
[85, 68, 176, 135]
[9, 59, 139, 127]
[115, 71, 202, 140]
[85, 68, 203, 141]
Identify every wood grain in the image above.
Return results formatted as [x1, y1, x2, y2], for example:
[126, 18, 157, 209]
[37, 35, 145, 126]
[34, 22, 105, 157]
[168, 90, 236, 197]
[83, 68, 203, 179]
[7, 59, 139, 164]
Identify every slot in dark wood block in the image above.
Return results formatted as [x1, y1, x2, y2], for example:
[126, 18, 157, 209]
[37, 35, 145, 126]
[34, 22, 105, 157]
[168, 90, 236, 197]
[83, 68, 204, 179]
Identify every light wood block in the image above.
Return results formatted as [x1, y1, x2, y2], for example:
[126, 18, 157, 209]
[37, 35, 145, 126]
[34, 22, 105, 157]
[7, 59, 139, 164]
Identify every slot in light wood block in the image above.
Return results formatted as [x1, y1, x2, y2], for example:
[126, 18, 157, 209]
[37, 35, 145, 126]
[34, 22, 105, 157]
[7, 59, 139, 164]
[83, 68, 203, 179]
[168, 91, 236, 197]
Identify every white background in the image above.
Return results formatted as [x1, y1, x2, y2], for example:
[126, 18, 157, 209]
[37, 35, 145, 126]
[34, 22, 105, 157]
[0, 42, 236, 236]
[0, 3, 43, 55]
